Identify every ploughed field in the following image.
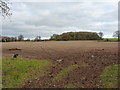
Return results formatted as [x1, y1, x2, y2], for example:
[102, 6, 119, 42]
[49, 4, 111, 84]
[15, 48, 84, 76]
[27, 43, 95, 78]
[2, 41, 119, 88]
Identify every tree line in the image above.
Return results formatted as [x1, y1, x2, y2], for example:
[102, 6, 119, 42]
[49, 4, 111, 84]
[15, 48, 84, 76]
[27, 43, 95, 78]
[0, 30, 119, 42]
[0, 35, 41, 42]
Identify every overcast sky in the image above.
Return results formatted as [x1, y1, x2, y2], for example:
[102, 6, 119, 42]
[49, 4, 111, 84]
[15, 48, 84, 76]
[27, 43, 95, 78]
[2, 1, 118, 39]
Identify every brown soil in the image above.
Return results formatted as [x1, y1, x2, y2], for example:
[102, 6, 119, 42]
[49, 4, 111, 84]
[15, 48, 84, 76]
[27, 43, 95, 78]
[2, 41, 118, 88]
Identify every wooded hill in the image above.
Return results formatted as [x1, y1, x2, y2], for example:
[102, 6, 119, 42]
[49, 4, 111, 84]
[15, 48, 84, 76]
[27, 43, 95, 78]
[50, 32, 102, 41]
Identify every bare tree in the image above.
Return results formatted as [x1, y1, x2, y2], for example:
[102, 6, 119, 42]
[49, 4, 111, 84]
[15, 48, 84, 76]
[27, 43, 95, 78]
[50, 34, 58, 40]
[10, 37, 17, 42]
[34, 36, 41, 41]
[98, 32, 104, 38]
[0, 0, 12, 17]
[113, 30, 120, 38]
[18, 34, 24, 41]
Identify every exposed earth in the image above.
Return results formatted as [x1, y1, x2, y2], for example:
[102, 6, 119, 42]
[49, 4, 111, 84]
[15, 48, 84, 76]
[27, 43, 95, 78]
[2, 41, 118, 88]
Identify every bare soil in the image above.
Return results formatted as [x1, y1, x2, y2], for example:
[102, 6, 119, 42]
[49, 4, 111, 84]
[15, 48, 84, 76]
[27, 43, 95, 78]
[2, 41, 118, 88]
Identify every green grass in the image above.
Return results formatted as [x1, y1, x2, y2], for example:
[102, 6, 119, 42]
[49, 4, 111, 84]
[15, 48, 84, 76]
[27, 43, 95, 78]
[2, 58, 52, 88]
[100, 64, 120, 88]
[103, 38, 118, 42]
[53, 62, 89, 82]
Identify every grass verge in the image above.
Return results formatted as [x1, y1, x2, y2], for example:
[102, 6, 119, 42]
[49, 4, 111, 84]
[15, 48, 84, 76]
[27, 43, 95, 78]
[2, 58, 52, 88]
[100, 64, 120, 88]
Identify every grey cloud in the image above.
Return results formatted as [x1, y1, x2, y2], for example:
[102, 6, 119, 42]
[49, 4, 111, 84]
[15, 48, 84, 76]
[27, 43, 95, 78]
[2, 2, 118, 39]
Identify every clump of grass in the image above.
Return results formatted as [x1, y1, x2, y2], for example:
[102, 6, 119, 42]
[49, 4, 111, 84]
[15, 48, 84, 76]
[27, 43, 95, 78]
[100, 64, 120, 88]
[64, 83, 76, 88]
[2, 58, 52, 88]
[53, 62, 89, 82]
